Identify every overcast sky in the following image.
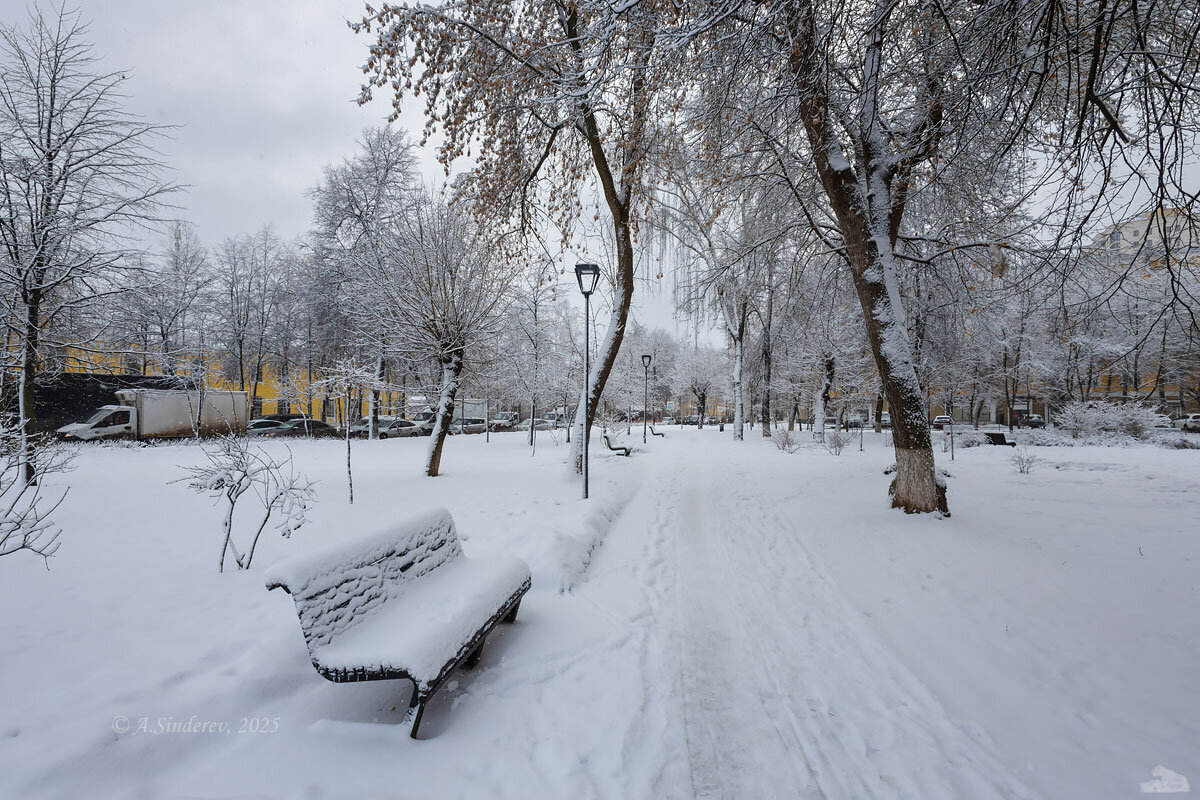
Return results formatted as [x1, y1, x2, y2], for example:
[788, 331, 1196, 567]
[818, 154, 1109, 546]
[26, 0, 702, 337]
[73, 0, 436, 243]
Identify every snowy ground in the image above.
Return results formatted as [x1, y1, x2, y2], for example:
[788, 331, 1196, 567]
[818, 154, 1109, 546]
[1, 426, 1198, 799]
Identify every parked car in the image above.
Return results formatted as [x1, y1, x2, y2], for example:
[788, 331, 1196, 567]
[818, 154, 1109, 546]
[931, 415, 953, 430]
[271, 418, 340, 438]
[489, 411, 518, 431]
[661, 416, 677, 426]
[246, 417, 288, 435]
[1018, 413, 1045, 429]
[541, 411, 571, 428]
[348, 415, 397, 438]
[1174, 413, 1200, 432]
[380, 418, 427, 438]
[845, 412, 867, 428]
[259, 412, 306, 423]
[683, 415, 700, 425]
[878, 411, 891, 429]
[450, 417, 488, 435]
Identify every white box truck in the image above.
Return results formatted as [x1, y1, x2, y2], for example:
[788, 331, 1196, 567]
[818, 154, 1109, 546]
[57, 389, 248, 441]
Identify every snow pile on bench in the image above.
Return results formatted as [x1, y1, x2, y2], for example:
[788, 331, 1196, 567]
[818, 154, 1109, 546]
[264, 507, 530, 688]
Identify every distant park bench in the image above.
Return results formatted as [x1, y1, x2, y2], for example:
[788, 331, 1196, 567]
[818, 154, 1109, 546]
[649, 424, 665, 438]
[602, 432, 633, 456]
[265, 508, 531, 738]
[985, 431, 1016, 447]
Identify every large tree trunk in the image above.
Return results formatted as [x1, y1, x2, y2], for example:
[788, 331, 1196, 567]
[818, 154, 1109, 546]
[425, 351, 463, 477]
[787, 0, 944, 514]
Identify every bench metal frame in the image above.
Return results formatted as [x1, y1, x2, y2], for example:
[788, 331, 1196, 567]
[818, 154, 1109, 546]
[602, 433, 632, 456]
[310, 581, 529, 738]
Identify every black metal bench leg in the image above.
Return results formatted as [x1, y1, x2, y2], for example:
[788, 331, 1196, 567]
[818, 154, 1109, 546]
[408, 685, 427, 739]
[464, 638, 485, 668]
[504, 598, 521, 623]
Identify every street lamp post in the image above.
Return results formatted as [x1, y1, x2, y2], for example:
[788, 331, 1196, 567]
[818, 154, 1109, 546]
[575, 263, 600, 500]
[642, 354, 652, 444]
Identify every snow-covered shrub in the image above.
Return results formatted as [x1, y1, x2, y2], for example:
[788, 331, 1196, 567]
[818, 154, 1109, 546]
[1011, 446, 1041, 474]
[1157, 434, 1200, 450]
[180, 436, 316, 572]
[949, 430, 989, 448]
[1056, 402, 1161, 441]
[825, 430, 849, 455]
[772, 428, 801, 453]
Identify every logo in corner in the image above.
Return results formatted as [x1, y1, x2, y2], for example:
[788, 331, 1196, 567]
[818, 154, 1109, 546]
[1142, 766, 1190, 794]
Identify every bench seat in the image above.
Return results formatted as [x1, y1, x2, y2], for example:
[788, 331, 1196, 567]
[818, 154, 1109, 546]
[265, 508, 531, 737]
[313, 555, 529, 688]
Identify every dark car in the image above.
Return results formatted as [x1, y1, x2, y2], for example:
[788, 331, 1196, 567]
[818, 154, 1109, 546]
[1017, 413, 1045, 429]
[259, 413, 307, 422]
[272, 418, 340, 438]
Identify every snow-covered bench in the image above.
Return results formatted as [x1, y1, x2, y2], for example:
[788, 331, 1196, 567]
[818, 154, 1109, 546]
[985, 432, 1016, 447]
[602, 433, 633, 456]
[264, 508, 531, 738]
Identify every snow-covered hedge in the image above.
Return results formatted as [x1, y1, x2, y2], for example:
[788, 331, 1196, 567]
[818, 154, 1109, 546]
[944, 430, 990, 449]
[1055, 402, 1162, 441]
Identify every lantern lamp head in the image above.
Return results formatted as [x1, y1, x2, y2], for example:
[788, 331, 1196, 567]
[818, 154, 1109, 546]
[574, 262, 600, 297]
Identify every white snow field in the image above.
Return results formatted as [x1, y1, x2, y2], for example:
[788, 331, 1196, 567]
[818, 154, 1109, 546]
[2, 428, 1198, 799]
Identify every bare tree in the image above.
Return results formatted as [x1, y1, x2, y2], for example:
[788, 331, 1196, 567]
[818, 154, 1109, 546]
[349, 194, 517, 477]
[0, 6, 173, 482]
[355, 0, 690, 477]
[672, 347, 724, 428]
[311, 126, 417, 438]
[123, 222, 208, 374]
[315, 359, 387, 504]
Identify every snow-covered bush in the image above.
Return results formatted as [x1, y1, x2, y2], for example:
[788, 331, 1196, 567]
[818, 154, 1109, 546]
[825, 430, 849, 455]
[948, 430, 989, 449]
[1011, 446, 1041, 474]
[1056, 402, 1161, 441]
[1157, 434, 1200, 450]
[180, 436, 316, 572]
[772, 429, 801, 453]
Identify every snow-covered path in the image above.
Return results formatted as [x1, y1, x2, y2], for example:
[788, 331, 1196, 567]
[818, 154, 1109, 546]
[638, 437, 1040, 799]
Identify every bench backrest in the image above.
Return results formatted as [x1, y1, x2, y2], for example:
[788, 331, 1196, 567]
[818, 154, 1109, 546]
[264, 508, 462, 651]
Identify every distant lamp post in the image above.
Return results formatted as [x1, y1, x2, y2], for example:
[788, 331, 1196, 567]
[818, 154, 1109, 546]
[642, 354, 652, 444]
[575, 262, 600, 500]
